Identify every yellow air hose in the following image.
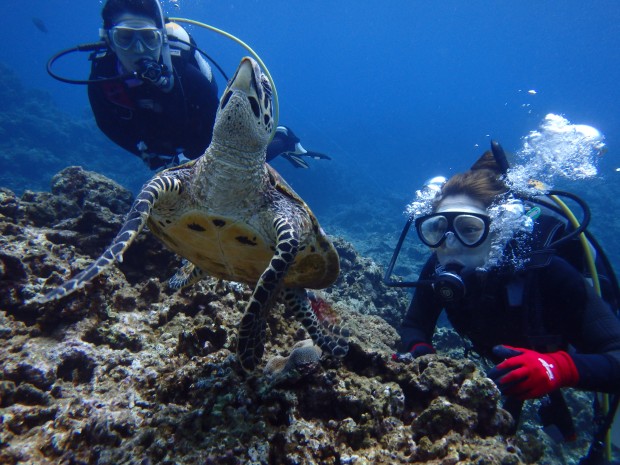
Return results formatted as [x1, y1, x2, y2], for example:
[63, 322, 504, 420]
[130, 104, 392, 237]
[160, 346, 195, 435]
[167, 17, 279, 142]
[549, 194, 601, 295]
[548, 193, 611, 460]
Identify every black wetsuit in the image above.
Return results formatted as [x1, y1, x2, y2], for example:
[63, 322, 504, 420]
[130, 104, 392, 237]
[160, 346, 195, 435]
[399, 253, 620, 394]
[88, 48, 219, 170]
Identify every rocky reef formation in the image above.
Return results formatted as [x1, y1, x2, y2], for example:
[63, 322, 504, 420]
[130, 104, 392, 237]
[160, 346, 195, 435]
[0, 167, 544, 464]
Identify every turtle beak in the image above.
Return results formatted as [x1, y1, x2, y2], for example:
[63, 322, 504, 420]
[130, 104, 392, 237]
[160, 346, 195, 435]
[220, 57, 262, 118]
[229, 57, 255, 93]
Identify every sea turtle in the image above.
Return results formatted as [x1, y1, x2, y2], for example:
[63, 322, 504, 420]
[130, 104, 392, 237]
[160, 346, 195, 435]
[35, 57, 348, 371]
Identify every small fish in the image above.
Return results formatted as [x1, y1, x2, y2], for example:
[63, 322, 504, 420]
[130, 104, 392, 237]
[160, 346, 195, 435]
[528, 89, 537, 95]
[32, 17, 48, 33]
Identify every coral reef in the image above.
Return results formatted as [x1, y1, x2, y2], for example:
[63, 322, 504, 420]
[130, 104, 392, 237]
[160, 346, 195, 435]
[0, 167, 544, 464]
[324, 237, 410, 329]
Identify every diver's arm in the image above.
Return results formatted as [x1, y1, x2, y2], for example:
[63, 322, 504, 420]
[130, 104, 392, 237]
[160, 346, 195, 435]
[543, 257, 620, 393]
[571, 283, 620, 393]
[398, 255, 443, 352]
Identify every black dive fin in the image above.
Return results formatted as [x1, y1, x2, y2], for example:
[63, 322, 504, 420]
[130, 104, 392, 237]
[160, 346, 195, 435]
[304, 151, 331, 161]
[282, 153, 310, 169]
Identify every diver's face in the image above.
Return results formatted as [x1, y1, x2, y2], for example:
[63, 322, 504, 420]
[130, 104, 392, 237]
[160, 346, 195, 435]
[109, 14, 162, 73]
[433, 194, 492, 269]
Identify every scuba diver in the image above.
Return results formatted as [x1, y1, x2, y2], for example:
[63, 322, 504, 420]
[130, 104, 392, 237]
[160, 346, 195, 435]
[48, 0, 331, 171]
[385, 142, 620, 464]
[88, 0, 217, 170]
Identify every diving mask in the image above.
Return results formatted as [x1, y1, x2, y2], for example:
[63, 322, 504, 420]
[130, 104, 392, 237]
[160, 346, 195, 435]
[109, 22, 163, 51]
[415, 211, 491, 248]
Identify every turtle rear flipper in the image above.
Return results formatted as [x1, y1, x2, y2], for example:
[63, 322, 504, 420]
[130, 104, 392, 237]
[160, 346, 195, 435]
[31, 175, 181, 304]
[282, 288, 349, 359]
[168, 259, 207, 289]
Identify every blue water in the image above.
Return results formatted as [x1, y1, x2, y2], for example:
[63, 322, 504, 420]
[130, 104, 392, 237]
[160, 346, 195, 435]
[2, 0, 620, 266]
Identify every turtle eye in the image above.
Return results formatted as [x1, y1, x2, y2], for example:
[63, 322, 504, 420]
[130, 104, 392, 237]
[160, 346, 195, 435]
[248, 96, 260, 118]
[261, 75, 272, 98]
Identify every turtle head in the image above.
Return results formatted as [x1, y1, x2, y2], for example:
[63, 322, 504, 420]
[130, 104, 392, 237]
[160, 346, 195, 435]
[214, 57, 274, 153]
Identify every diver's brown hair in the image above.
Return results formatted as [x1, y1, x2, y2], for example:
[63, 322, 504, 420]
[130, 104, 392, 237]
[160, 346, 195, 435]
[434, 151, 508, 210]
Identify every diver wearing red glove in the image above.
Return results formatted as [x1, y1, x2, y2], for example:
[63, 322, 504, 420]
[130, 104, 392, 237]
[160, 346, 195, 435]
[488, 346, 579, 400]
[394, 147, 620, 442]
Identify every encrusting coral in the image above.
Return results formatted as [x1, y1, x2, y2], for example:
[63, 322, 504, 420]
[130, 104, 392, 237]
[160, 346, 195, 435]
[0, 167, 544, 464]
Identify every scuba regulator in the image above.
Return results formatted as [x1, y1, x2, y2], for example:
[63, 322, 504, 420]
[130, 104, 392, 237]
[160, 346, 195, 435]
[136, 58, 171, 90]
[432, 263, 468, 303]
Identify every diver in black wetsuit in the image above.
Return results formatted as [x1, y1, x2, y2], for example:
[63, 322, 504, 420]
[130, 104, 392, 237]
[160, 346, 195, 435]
[86, 0, 331, 171]
[87, 0, 217, 170]
[266, 126, 331, 168]
[393, 148, 620, 450]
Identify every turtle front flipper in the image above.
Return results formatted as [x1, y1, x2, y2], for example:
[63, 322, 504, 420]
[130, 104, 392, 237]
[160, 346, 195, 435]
[32, 176, 182, 304]
[281, 288, 349, 359]
[168, 259, 207, 290]
[237, 217, 300, 371]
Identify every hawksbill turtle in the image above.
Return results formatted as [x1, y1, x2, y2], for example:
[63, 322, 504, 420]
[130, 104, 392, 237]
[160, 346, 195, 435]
[35, 57, 349, 371]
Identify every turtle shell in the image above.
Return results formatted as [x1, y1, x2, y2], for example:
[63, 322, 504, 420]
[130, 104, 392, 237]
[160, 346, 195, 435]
[147, 165, 339, 289]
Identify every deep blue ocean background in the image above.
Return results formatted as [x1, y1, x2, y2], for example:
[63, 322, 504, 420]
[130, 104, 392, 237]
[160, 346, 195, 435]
[1, 0, 619, 272]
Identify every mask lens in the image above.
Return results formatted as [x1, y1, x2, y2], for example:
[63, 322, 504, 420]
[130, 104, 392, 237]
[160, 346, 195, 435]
[453, 214, 487, 246]
[419, 215, 448, 246]
[138, 29, 162, 50]
[416, 212, 490, 248]
[111, 28, 135, 49]
[111, 27, 162, 51]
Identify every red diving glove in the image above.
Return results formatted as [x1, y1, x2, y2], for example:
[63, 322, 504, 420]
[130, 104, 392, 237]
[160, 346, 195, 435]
[392, 342, 435, 362]
[488, 345, 579, 400]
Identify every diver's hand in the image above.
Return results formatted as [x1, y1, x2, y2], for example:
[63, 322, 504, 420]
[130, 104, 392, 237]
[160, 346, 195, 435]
[392, 342, 435, 362]
[488, 345, 579, 400]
